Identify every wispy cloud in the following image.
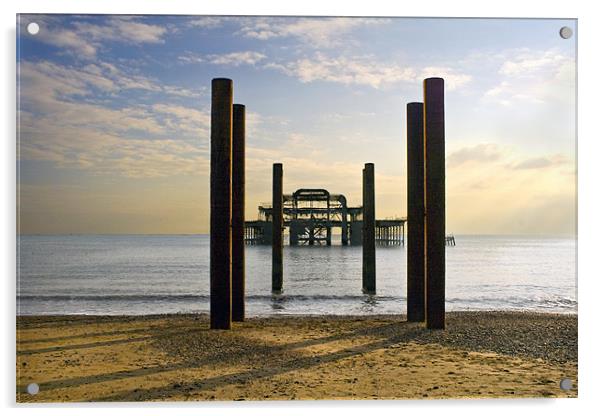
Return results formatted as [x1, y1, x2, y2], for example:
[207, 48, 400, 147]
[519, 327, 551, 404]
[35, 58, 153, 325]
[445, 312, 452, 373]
[419, 67, 472, 91]
[236, 17, 388, 48]
[209, 51, 267, 66]
[511, 154, 568, 170]
[74, 16, 167, 46]
[19, 60, 210, 178]
[447, 143, 572, 173]
[447, 143, 503, 168]
[179, 51, 267, 66]
[39, 27, 98, 58]
[483, 48, 574, 106]
[185, 16, 229, 29]
[264, 54, 412, 88]
[152, 103, 211, 134]
[25, 16, 169, 59]
[484, 80, 545, 105]
[265, 53, 470, 90]
[20, 60, 202, 101]
[499, 49, 571, 77]
[446, 143, 575, 235]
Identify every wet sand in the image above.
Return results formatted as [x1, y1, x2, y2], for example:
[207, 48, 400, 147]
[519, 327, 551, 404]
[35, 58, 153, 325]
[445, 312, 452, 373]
[16, 312, 577, 402]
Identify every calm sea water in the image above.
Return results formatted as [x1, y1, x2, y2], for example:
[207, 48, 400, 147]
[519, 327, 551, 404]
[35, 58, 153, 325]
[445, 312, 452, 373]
[17, 235, 577, 316]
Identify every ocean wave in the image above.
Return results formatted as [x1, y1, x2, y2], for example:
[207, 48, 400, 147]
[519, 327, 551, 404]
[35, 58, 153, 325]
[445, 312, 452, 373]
[17, 293, 577, 310]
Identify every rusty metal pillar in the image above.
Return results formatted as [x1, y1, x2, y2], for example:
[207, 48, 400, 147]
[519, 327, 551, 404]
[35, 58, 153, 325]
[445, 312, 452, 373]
[210, 78, 233, 330]
[424, 78, 446, 329]
[232, 103, 245, 322]
[272, 163, 283, 293]
[362, 163, 376, 294]
[406, 102, 425, 322]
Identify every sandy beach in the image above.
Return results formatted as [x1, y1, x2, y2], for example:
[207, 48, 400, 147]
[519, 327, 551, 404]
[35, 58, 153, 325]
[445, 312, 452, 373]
[16, 311, 577, 402]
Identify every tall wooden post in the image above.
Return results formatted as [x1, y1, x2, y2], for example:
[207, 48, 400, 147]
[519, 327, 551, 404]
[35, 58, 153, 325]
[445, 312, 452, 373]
[362, 167, 366, 284]
[406, 102, 426, 322]
[232, 104, 245, 322]
[210, 78, 233, 330]
[341, 205, 348, 246]
[362, 163, 376, 294]
[272, 163, 283, 293]
[424, 78, 446, 329]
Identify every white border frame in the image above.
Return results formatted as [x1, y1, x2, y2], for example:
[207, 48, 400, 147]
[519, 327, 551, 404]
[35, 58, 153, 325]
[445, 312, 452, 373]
[3, 1, 600, 415]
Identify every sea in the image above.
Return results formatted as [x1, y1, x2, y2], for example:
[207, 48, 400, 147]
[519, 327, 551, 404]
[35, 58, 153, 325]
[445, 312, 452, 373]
[17, 235, 577, 316]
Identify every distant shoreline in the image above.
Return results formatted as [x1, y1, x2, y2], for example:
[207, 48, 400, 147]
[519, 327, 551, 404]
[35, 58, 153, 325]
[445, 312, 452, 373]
[17, 311, 577, 402]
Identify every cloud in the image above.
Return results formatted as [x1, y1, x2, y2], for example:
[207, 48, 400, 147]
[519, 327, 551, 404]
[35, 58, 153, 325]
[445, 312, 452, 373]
[19, 60, 211, 178]
[20, 110, 207, 178]
[266, 53, 470, 90]
[152, 103, 211, 134]
[448, 143, 571, 172]
[447, 143, 503, 168]
[185, 17, 228, 29]
[483, 48, 574, 106]
[27, 16, 169, 59]
[178, 50, 471, 91]
[511, 154, 568, 170]
[175, 18, 470, 90]
[20, 60, 202, 103]
[42, 27, 98, 58]
[446, 144, 575, 235]
[237, 17, 388, 48]
[419, 67, 472, 91]
[73, 17, 167, 45]
[178, 51, 267, 67]
[499, 49, 571, 77]
[208, 51, 267, 66]
[265, 54, 413, 88]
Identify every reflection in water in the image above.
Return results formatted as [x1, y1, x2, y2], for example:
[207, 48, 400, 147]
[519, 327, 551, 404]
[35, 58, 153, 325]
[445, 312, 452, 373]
[270, 293, 287, 310]
[360, 295, 379, 313]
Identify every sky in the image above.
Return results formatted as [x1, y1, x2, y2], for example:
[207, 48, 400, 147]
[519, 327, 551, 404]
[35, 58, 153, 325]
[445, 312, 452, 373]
[17, 15, 576, 235]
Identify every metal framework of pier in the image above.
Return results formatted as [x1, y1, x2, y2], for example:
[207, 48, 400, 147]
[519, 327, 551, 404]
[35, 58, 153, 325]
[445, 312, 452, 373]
[244, 188, 405, 247]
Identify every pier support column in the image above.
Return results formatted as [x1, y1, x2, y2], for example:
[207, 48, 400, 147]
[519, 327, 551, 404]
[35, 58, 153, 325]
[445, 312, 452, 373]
[424, 78, 446, 329]
[406, 102, 426, 322]
[272, 163, 283, 293]
[232, 104, 245, 322]
[210, 78, 233, 330]
[362, 163, 376, 294]
[341, 206, 349, 246]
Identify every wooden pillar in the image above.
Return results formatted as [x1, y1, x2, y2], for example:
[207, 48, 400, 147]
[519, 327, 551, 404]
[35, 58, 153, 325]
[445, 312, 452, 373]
[424, 78, 446, 329]
[402, 222, 405, 246]
[341, 206, 348, 246]
[272, 163, 283, 293]
[406, 102, 426, 322]
[362, 167, 366, 281]
[232, 103, 245, 322]
[362, 163, 376, 294]
[210, 78, 233, 330]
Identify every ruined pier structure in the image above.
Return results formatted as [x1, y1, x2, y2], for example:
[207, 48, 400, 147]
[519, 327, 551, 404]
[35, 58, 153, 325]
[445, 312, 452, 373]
[245, 188, 405, 247]
[209, 77, 446, 329]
